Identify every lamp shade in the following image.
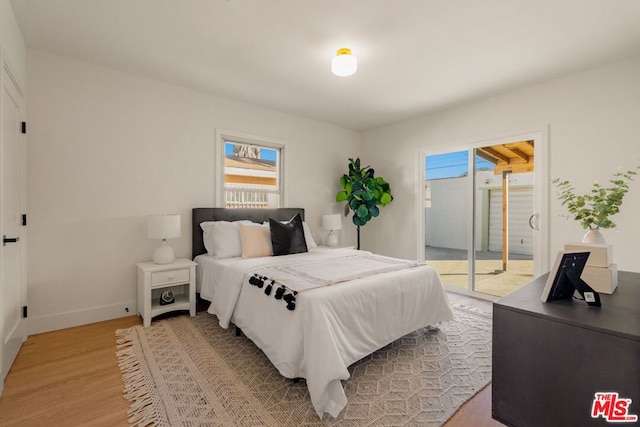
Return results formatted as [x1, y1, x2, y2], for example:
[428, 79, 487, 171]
[331, 48, 357, 77]
[322, 214, 342, 231]
[147, 214, 181, 239]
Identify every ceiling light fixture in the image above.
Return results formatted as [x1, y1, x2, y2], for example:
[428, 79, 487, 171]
[331, 47, 357, 77]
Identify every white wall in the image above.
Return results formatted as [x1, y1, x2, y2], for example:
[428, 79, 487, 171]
[0, 0, 26, 85]
[26, 50, 360, 334]
[363, 55, 640, 273]
[21, 46, 640, 333]
[425, 178, 468, 250]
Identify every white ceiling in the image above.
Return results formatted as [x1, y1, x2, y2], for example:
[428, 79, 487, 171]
[10, 0, 640, 131]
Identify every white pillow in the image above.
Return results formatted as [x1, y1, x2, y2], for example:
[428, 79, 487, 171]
[200, 220, 249, 258]
[302, 222, 317, 249]
[238, 222, 273, 258]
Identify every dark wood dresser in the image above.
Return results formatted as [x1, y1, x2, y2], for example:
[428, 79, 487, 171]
[492, 271, 640, 426]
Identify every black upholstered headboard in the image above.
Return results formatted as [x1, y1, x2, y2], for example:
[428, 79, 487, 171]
[192, 208, 305, 259]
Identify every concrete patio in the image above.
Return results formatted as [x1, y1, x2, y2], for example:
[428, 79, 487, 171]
[425, 246, 534, 297]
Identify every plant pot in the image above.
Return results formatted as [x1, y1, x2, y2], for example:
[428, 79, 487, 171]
[582, 228, 606, 245]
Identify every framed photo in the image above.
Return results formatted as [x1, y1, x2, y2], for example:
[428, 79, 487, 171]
[541, 251, 590, 302]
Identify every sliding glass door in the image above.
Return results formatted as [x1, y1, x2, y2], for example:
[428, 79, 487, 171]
[422, 135, 545, 298]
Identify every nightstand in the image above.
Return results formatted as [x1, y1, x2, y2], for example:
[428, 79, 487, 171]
[136, 258, 196, 327]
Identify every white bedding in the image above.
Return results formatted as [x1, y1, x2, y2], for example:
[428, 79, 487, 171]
[195, 247, 454, 418]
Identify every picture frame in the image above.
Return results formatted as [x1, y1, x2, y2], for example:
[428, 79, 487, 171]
[541, 251, 590, 303]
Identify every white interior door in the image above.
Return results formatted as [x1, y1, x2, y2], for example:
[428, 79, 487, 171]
[1, 62, 27, 391]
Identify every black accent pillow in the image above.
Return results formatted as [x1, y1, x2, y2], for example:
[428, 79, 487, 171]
[269, 213, 308, 256]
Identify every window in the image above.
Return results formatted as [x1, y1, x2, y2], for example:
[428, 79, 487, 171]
[217, 131, 284, 208]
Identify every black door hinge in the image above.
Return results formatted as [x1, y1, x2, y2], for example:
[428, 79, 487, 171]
[22, 306, 28, 318]
[22, 214, 27, 226]
[21, 122, 27, 134]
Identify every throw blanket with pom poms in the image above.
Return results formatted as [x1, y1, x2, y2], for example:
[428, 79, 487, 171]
[246, 253, 422, 310]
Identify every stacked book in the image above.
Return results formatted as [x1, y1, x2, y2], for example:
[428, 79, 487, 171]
[564, 242, 617, 294]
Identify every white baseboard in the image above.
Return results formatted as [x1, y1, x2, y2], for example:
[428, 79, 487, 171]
[27, 300, 137, 335]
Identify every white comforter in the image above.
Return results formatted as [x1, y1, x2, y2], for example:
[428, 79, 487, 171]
[196, 247, 454, 418]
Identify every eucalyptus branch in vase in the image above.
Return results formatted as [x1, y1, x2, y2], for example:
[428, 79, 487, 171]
[553, 161, 639, 243]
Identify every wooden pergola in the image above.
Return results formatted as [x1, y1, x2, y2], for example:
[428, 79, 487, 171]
[476, 140, 534, 174]
[476, 140, 535, 271]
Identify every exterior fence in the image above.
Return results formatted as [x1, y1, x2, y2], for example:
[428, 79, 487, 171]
[224, 188, 279, 208]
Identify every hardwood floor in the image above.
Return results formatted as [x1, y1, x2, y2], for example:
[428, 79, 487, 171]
[446, 385, 502, 427]
[0, 298, 502, 426]
[0, 316, 141, 426]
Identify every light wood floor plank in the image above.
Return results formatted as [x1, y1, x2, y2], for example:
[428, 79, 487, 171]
[0, 316, 141, 426]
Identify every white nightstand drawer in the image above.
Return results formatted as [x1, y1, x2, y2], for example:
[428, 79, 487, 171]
[151, 268, 190, 287]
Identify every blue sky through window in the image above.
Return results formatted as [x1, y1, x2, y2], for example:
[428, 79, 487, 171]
[426, 151, 494, 179]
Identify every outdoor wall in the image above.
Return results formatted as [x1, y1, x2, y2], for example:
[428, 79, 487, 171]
[425, 178, 468, 250]
[26, 50, 360, 334]
[425, 172, 533, 254]
[363, 55, 640, 273]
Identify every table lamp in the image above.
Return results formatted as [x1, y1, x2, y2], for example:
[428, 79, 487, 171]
[147, 214, 181, 264]
[322, 214, 342, 247]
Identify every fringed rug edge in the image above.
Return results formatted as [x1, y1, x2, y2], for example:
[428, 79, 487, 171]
[115, 327, 168, 427]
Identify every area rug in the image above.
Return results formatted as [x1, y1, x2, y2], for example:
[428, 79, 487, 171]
[116, 304, 492, 426]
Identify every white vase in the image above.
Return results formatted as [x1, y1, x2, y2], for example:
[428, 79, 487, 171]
[582, 228, 606, 245]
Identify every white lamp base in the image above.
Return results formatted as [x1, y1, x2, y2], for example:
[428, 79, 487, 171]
[153, 240, 176, 264]
[325, 231, 339, 247]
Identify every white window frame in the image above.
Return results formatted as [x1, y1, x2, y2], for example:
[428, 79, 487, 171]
[215, 129, 287, 208]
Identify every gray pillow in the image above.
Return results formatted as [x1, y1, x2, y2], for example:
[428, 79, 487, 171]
[269, 213, 308, 256]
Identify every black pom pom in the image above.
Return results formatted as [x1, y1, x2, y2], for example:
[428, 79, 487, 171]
[264, 282, 273, 295]
[251, 274, 265, 286]
[274, 286, 285, 300]
[286, 302, 296, 311]
[283, 292, 296, 304]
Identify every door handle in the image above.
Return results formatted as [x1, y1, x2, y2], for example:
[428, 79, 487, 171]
[3, 235, 20, 246]
[528, 214, 539, 231]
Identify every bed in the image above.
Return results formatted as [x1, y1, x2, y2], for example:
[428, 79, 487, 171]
[192, 207, 454, 418]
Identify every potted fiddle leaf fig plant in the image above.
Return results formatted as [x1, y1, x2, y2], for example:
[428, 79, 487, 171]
[336, 157, 393, 249]
[553, 161, 639, 243]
